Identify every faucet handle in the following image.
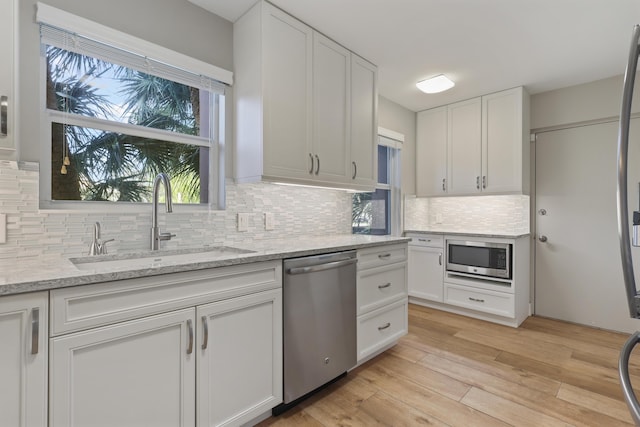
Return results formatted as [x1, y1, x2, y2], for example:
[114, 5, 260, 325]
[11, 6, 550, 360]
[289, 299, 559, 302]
[158, 232, 176, 242]
[100, 239, 115, 255]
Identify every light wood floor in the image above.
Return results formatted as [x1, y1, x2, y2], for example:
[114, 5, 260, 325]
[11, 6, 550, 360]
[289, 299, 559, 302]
[258, 303, 640, 426]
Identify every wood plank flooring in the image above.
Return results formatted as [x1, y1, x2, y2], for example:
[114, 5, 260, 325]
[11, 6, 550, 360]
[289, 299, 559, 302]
[257, 304, 640, 426]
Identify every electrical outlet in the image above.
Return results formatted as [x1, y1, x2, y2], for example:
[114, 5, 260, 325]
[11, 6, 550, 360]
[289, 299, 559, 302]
[264, 212, 275, 230]
[0, 214, 5, 244]
[237, 213, 249, 232]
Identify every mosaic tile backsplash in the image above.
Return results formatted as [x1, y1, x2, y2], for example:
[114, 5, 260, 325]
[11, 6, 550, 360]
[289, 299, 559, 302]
[0, 161, 352, 265]
[404, 194, 530, 235]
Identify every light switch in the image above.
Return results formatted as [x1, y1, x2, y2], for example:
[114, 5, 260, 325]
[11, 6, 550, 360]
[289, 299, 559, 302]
[237, 213, 249, 232]
[0, 214, 5, 244]
[264, 212, 275, 230]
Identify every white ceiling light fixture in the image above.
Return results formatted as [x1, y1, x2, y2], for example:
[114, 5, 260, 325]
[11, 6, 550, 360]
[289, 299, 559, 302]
[416, 74, 455, 94]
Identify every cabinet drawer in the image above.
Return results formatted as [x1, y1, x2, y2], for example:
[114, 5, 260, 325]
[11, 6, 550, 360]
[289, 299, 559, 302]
[357, 298, 407, 361]
[406, 234, 443, 248]
[50, 261, 282, 336]
[357, 244, 407, 270]
[444, 283, 514, 318]
[357, 262, 407, 315]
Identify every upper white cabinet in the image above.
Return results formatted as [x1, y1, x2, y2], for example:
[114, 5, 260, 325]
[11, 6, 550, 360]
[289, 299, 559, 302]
[416, 87, 530, 196]
[234, 1, 377, 191]
[0, 0, 17, 158]
[0, 292, 48, 427]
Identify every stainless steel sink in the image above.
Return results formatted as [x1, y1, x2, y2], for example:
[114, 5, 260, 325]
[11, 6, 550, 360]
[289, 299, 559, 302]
[70, 246, 256, 271]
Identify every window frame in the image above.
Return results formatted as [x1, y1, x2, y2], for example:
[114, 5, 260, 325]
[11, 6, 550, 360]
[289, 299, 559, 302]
[35, 2, 231, 211]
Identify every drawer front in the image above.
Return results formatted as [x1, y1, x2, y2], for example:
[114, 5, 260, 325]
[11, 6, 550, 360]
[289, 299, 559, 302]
[357, 298, 407, 361]
[406, 233, 444, 248]
[444, 283, 514, 318]
[50, 261, 282, 336]
[357, 244, 408, 270]
[357, 262, 407, 315]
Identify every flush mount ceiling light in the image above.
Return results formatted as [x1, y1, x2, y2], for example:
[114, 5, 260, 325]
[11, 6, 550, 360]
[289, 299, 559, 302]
[416, 74, 455, 94]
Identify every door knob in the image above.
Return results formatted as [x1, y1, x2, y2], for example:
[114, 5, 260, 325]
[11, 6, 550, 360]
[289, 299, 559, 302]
[538, 235, 548, 242]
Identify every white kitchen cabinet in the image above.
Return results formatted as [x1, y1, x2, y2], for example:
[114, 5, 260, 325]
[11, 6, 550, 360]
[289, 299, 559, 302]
[447, 97, 482, 194]
[407, 234, 444, 303]
[0, 0, 17, 158]
[350, 54, 378, 189]
[50, 308, 197, 427]
[197, 289, 282, 427]
[356, 243, 408, 363]
[234, 1, 377, 191]
[49, 261, 283, 427]
[0, 292, 48, 427]
[415, 87, 529, 196]
[416, 106, 447, 196]
[312, 32, 350, 184]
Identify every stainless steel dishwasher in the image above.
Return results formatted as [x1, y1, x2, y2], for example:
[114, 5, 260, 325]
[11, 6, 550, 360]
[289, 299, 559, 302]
[275, 250, 357, 414]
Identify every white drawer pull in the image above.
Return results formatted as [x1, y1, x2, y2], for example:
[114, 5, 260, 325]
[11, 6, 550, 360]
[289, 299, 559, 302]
[469, 297, 485, 303]
[378, 282, 392, 290]
[378, 322, 391, 331]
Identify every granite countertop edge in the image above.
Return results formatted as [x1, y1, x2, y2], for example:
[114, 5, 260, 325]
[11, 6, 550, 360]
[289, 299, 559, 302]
[404, 229, 531, 239]
[1, 235, 410, 296]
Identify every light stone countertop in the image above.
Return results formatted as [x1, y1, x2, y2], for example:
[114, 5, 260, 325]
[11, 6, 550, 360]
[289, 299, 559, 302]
[404, 229, 530, 239]
[2, 235, 410, 296]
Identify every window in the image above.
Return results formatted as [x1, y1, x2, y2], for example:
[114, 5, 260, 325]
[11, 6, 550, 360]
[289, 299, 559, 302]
[36, 4, 231, 208]
[352, 130, 402, 235]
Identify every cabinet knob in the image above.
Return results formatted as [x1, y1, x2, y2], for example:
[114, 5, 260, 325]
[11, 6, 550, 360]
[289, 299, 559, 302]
[476, 176, 480, 190]
[442, 178, 446, 191]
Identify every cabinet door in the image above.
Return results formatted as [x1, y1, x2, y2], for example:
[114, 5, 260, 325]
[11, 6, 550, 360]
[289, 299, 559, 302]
[350, 54, 378, 190]
[313, 32, 350, 184]
[0, 292, 47, 427]
[482, 87, 524, 193]
[50, 309, 196, 427]
[408, 246, 444, 302]
[416, 107, 448, 196]
[0, 0, 16, 155]
[447, 97, 482, 195]
[262, 4, 314, 181]
[197, 289, 282, 427]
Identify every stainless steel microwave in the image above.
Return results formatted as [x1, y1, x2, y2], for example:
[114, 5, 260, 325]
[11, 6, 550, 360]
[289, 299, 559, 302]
[446, 240, 511, 279]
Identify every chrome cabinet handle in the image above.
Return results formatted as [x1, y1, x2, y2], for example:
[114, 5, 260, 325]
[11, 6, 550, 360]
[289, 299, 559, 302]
[538, 235, 548, 242]
[476, 176, 480, 190]
[482, 176, 487, 189]
[1, 96, 7, 137]
[314, 155, 320, 175]
[201, 316, 209, 350]
[308, 153, 314, 174]
[378, 282, 391, 289]
[378, 253, 391, 259]
[186, 319, 194, 355]
[378, 322, 391, 331]
[469, 297, 485, 303]
[31, 308, 39, 355]
[439, 253, 442, 266]
[352, 161, 357, 179]
[442, 178, 446, 191]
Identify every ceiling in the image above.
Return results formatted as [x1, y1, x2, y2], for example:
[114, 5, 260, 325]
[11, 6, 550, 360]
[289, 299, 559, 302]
[189, 0, 640, 112]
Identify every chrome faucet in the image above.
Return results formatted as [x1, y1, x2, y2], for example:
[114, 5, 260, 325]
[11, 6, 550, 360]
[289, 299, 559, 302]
[150, 173, 175, 250]
[88, 222, 114, 256]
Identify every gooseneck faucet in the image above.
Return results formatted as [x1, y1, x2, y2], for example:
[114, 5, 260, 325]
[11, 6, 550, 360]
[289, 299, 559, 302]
[150, 173, 175, 250]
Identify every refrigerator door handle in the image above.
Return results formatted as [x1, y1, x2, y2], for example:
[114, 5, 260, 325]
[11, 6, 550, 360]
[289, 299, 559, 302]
[617, 24, 640, 319]
[620, 332, 640, 425]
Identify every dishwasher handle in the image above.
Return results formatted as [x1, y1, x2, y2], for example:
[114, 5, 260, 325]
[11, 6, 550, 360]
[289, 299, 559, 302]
[287, 258, 357, 275]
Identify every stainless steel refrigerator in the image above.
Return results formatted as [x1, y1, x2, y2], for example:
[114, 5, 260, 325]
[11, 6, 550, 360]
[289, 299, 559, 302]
[616, 23, 640, 426]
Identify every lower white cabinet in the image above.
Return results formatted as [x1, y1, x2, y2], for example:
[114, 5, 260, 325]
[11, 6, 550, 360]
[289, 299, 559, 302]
[356, 243, 408, 362]
[407, 234, 444, 302]
[0, 292, 48, 427]
[49, 261, 283, 427]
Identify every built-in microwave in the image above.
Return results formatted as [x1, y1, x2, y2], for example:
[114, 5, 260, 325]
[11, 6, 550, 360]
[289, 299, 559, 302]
[446, 240, 512, 279]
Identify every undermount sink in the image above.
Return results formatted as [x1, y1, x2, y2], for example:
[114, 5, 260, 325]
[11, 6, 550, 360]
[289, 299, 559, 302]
[70, 246, 256, 271]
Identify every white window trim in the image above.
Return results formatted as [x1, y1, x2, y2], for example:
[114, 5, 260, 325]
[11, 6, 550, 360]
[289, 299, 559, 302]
[377, 127, 403, 236]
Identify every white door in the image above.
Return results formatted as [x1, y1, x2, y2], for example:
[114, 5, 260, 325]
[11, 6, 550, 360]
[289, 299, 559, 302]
[447, 97, 482, 195]
[0, 0, 15, 153]
[535, 119, 640, 333]
[416, 106, 448, 196]
[196, 289, 282, 427]
[50, 308, 196, 427]
[0, 292, 47, 427]
[350, 54, 377, 189]
[408, 246, 444, 302]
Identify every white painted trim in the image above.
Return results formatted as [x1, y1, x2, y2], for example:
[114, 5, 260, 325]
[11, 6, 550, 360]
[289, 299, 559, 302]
[378, 126, 404, 143]
[36, 2, 233, 85]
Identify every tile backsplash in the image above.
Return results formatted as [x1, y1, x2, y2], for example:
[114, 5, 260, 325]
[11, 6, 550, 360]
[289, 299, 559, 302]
[404, 194, 530, 235]
[0, 161, 352, 265]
